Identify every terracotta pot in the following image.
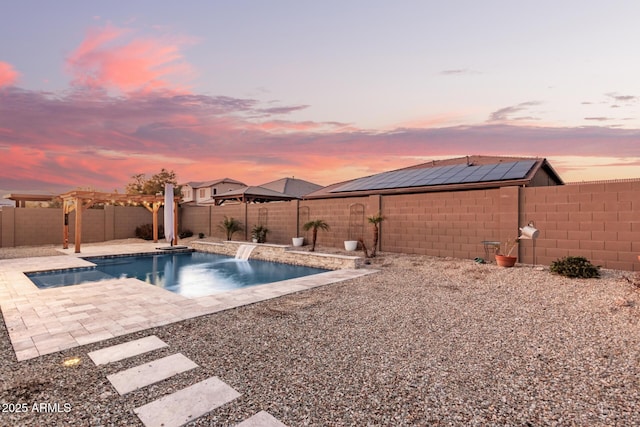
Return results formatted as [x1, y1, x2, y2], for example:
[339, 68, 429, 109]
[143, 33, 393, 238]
[495, 254, 517, 267]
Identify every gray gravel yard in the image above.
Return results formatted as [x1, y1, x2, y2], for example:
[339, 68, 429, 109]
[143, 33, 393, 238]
[1, 249, 640, 426]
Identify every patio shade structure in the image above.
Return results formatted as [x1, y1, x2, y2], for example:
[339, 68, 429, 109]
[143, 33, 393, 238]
[201, 186, 300, 205]
[59, 190, 179, 253]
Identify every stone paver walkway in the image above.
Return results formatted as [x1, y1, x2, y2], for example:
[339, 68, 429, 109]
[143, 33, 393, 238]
[133, 376, 241, 427]
[0, 242, 376, 361]
[107, 353, 198, 395]
[237, 410, 289, 427]
[93, 335, 286, 426]
[88, 335, 168, 365]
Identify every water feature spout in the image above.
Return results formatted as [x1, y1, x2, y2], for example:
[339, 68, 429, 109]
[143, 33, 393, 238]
[235, 244, 257, 261]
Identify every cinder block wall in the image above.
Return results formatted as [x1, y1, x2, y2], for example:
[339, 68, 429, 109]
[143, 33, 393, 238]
[3, 180, 640, 271]
[13, 208, 60, 246]
[246, 201, 298, 244]
[181, 206, 211, 237]
[380, 189, 504, 259]
[300, 197, 371, 249]
[113, 206, 157, 239]
[209, 204, 245, 240]
[521, 181, 640, 271]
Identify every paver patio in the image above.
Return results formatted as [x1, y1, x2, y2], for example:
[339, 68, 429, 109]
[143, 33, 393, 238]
[0, 242, 375, 361]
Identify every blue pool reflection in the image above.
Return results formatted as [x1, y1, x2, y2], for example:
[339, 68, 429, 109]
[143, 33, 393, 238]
[27, 251, 328, 297]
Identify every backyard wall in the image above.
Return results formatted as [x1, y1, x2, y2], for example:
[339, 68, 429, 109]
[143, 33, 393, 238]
[520, 181, 640, 271]
[2, 180, 639, 271]
[0, 205, 160, 248]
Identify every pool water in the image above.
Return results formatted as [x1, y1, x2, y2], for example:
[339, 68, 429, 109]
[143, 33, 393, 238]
[27, 252, 328, 297]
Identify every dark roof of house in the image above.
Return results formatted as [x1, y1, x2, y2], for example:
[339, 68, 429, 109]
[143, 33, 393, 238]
[182, 178, 246, 188]
[259, 177, 323, 198]
[200, 186, 300, 204]
[304, 155, 563, 199]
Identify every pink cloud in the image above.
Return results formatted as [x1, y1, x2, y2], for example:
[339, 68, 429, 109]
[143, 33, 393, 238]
[0, 61, 19, 87]
[66, 24, 194, 93]
[1, 86, 639, 194]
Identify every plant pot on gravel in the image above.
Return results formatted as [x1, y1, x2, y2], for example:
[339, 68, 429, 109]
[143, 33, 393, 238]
[344, 240, 358, 251]
[292, 237, 304, 247]
[495, 238, 519, 267]
[495, 254, 517, 268]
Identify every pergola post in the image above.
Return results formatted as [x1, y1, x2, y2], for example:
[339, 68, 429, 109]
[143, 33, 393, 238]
[62, 199, 74, 250]
[142, 202, 161, 243]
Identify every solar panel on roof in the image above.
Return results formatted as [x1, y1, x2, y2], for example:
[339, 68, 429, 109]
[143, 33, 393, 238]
[329, 160, 538, 193]
[501, 160, 536, 180]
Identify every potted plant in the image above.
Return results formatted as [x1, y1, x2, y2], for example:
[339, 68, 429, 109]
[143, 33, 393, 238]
[251, 224, 269, 243]
[292, 237, 304, 247]
[344, 240, 358, 251]
[303, 219, 330, 252]
[495, 238, 519, 267]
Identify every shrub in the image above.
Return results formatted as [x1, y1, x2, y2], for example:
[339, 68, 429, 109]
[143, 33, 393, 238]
[198, 232, 205, 239]
[135, 224, 164, 241]
[179, 229, 194, 239]
[251, 224, 269, 243]
[218, 216, 243, 240]
[550, 256, 600, 279]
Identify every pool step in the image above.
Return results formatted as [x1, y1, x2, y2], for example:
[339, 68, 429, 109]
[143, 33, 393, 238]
[107, 353, 198, 395]
[134, 376, 241, 427]
[90, 335, 288, 426]
[88, 335, 168, 365]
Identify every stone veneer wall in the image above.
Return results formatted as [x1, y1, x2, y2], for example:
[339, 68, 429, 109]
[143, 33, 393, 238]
[190, 241, 362, 270]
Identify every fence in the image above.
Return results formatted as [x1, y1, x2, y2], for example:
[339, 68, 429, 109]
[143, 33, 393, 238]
[1, 180, 639, 271]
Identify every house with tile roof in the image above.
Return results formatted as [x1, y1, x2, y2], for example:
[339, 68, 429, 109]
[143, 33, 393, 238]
[259, 177, 323, 198]
[180, 178, 247, 204]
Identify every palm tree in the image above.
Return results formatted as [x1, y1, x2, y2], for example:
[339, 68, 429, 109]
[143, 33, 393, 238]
[367, 213, 385, 257]
[218, 216, 243, 240]
[303, 219, 330, 252]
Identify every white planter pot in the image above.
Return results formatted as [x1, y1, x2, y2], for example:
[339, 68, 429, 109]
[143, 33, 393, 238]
[344, 240, 358, 251]
[292, 237, 304, 247]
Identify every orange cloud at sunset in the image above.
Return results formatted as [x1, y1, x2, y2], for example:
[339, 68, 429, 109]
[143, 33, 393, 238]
[0, 61, 19, 87]
[66, 24, 194, 93]
[1, 81, 639, 195]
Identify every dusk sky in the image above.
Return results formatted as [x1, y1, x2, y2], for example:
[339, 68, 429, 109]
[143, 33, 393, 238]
[1, 1, 639, 196]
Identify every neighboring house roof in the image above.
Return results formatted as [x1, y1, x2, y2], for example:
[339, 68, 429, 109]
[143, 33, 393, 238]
[181, 178, 247, 189]
[3, 193, 58, 207]
[259, 177, 323, 198]
[304, 155, 564, 199]
[201, 186, 300, 205]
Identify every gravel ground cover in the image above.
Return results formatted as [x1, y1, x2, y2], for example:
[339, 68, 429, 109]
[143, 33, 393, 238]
[1, 245, 640, 426]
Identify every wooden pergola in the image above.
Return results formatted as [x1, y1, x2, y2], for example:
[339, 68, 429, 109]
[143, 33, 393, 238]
[59, 190, 179, 253]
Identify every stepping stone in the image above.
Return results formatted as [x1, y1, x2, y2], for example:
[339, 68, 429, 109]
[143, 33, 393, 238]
[237, 410, 288, 427]
[88, 335, 168, 365]
[107, 353, 198, 395]
[134, 376, 241, 427]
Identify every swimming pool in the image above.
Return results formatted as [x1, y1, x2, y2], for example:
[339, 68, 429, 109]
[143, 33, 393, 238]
[27, 251, 328, 297]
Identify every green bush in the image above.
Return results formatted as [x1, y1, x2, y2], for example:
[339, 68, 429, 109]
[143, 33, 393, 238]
[179, 229, 193, 239]
[135, 224, 164, 241]
[550, 256, 600, 279]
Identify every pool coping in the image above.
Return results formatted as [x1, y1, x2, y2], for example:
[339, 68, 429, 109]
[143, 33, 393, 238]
[0, 242, 377, 361]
